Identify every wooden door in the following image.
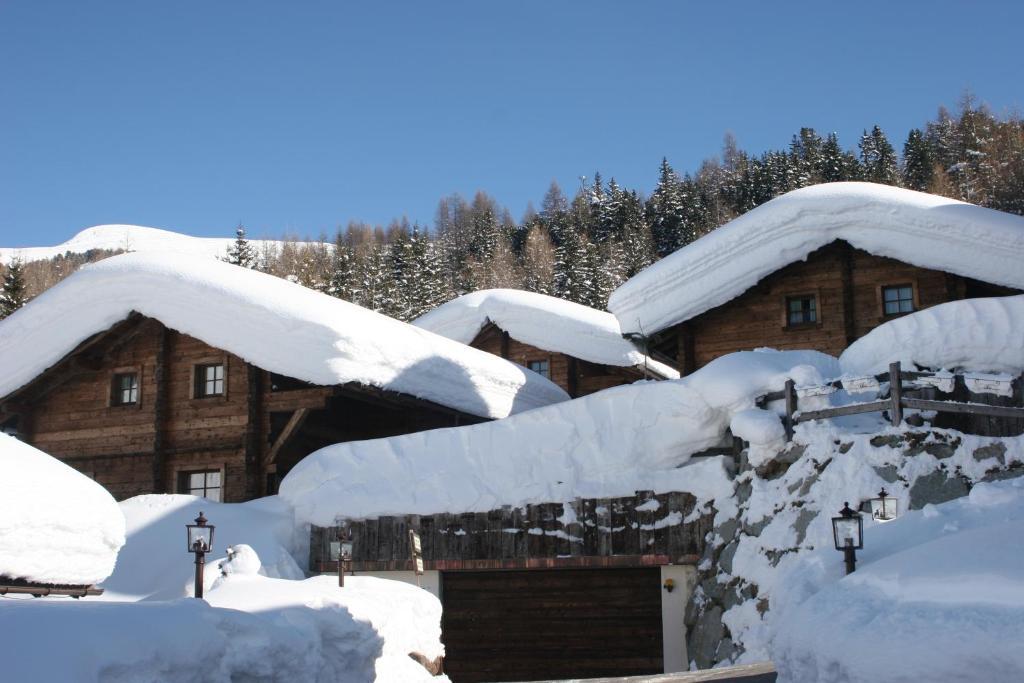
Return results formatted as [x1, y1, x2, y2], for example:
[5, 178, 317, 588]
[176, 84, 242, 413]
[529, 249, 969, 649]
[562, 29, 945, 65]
[441, 567, 663, 682]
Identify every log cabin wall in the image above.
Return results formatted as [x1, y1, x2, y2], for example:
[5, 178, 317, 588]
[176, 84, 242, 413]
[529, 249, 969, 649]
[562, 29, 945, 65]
[665, 240, 1011, 373]
[2, 314, 478, 502]
[470, 324, 647, 398]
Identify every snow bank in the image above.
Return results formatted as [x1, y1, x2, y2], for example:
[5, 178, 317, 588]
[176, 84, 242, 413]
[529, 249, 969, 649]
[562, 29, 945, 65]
[0, 224, 316, 265]
[0, 573, 444, 683]
[841, 294, 1024, 375]
[771, 477, 1024, 683]
[413, 289, 679, 378]
[101, 494, 305, 600]
[609, 182, 1024, 335]
[280, 349, 838, 524]
[0, 433, 125, 585]
[0, 252, 568, 419]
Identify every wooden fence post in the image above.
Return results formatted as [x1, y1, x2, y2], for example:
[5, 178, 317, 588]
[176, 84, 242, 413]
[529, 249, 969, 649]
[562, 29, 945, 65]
[889, 361, 903, 427]
[784, 379, 796, 441]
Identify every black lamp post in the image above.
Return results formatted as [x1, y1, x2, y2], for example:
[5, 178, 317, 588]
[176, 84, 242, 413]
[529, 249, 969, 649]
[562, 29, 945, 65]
[186, 512, 215, 598]
[870, 487, 899, 521]
[333, 525, 353, 588]
[831, 502, 863, 575]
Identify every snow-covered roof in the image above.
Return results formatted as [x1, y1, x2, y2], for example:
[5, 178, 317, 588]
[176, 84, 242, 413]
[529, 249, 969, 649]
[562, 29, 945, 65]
[0, 253, 568, 419]
[609, 182, 1024, 335]
[840, 294, 1024, 375]
[0, 432, 125, 585]
[413, 289, 679, 379]
[0, 224, 319, 265]
[279, 349, 839, 524]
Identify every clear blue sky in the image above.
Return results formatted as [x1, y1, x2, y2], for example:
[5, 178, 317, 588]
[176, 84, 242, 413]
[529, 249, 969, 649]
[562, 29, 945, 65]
[1, 0, 1021, 246]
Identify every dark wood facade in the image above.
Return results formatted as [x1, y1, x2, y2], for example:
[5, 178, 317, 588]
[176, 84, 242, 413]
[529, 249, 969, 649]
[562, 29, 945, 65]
[0, 314, 481, 502]
[651, 240, 1020, 373]
[469, 323, 664, 398]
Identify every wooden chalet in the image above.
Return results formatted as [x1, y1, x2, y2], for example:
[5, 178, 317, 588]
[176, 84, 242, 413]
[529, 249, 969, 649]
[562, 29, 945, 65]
[609, 183, 1024, 373]
[650, 239, 1019, 374]
[0, 314, 485, 501]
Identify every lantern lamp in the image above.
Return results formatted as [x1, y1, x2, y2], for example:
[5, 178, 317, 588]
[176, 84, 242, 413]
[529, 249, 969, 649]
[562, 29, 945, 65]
[831, 502, 863, 575]
[337, 524, 354, 588]
[186, 512, 215, 598]
[870, 488, 899, 521]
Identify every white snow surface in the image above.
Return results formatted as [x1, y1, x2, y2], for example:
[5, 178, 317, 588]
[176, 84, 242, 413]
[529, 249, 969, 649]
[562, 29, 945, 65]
[841, 294, 1024, 375]
[771, 476, 1024, 683]
[280, 349, 838, 525]
[0, 224, 316, 265]
[0, 432, 125, 585]
[413, 289, 679, 378]
[609, 182, 1024, 335]
[0, 252, 568, 419]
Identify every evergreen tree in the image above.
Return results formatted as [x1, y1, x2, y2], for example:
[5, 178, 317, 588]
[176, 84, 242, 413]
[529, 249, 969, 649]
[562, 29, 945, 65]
[859, 125, 900, 185]
[327, 234, 358, 302]
[0, 259, 28, 318]
[818, 133, 861, 182]
[789, 127, 824, 186]
[519, 225, 556, 295]
[902, 128, 935, 191]
[225, 224, 258, 268]
[647, 157, 687, 256]
[554, 222, 593, 304]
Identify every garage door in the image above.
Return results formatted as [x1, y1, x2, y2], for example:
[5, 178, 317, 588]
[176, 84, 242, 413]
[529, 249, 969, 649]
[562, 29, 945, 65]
[441, 567, 663, 682]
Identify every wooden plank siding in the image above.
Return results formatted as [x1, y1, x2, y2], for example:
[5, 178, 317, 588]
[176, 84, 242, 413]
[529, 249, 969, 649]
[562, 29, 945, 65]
[661, 240, 1019, 373]
[470, 323, 654, 398]
[308, 491, 710, 572]
[0, 314, 480, 502]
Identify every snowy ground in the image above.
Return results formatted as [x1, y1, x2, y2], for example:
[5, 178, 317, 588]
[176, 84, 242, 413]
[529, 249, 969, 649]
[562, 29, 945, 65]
[1, 493, 446, 683]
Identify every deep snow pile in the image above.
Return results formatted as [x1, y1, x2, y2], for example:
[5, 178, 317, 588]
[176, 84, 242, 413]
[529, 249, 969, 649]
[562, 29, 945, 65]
[0, 224, 315, 265]
[770, 477, 1024, 683]
[0, 252, 568, 419]
[0, 433, 125, 585]
[840, 294, 1024, 375]
[0, 492, 446, 682]
[280, 349, 839, 524]
[609, 182, 1024, 335]
[413, 288, 679, 378]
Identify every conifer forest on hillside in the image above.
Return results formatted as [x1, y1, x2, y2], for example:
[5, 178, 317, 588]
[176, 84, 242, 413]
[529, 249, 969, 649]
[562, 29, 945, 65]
[3, 95, 1023, 321]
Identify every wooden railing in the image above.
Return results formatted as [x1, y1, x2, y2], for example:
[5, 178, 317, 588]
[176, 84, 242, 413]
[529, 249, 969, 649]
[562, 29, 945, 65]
[755, 362, 1024, 440]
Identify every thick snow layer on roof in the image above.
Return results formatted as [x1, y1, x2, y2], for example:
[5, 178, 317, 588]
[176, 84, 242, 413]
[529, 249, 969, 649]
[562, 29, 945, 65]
[0, 433, 125, 585]
[0, 224, 315, 265]
[841, 294, 1024, 375]
[771, 477, 1024, 683]
[413, 289, 679, 378]
[0, 253, 568, 418]
[609, 182, 1024, 335]
[280, 349, 839, 525]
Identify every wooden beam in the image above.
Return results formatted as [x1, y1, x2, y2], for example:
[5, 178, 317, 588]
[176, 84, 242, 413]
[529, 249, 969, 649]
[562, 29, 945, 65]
[795, 400, 891, 422]
[902, 398, 1024, 419]
[263, 408, 309, 467]
[889, 361, 904, 426]
[840, 241, 857, 347]
[783, 379, 796, 440]
[245, 364, 263, 499]
[151, 324, 169, 493]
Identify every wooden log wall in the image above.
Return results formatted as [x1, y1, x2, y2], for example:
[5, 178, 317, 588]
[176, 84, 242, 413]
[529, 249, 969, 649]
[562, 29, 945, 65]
[309, 490, 712, 572]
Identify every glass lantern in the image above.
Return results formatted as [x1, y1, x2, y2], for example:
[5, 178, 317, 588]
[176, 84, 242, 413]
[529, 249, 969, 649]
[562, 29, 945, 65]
[870, 488, 899, 521]
[186, 511, 215, 553]
[831, 502, 863, 551]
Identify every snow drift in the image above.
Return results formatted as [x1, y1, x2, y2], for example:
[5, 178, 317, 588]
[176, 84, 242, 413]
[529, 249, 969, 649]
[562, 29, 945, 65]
[0, 224, 319, 265]
[840, 294, 1024, 375]
[0, 252, 568, 419]
[0, 432, 125, 585]
[609, 182, 1024, 335]
[771, 477, 1024, 683]
[280, 349, 839, 525]
[413, 288, 679, 378]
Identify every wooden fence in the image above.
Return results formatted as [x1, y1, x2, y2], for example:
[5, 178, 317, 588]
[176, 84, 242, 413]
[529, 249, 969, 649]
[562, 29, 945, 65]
[756, 361, 1024, 439]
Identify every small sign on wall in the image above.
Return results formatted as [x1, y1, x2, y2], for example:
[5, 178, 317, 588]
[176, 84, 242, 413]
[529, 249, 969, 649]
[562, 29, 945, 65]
[409, 529, 424, 581]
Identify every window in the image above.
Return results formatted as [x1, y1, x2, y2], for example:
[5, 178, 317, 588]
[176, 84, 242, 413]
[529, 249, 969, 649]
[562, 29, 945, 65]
[178, 470, 222, 502]
[527, 359, 550, 379]
[786, 295, 817, 326]
[194, 363, 225, 398]
[882, 285, 915, 315]
[112, 372, 139, 405]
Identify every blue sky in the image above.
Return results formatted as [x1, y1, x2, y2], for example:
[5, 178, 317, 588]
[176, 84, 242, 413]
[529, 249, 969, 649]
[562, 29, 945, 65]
[1, 1, 1021, 246]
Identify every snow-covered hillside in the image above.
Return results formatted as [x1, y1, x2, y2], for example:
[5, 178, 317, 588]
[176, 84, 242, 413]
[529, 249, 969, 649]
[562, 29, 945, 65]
[0, 224, 316, 265]
[609, 182, 1024, 335]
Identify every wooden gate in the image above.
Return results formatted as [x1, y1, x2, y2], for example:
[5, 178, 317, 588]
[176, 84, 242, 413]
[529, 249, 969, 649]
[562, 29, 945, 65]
[441, 567, 663, 683]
